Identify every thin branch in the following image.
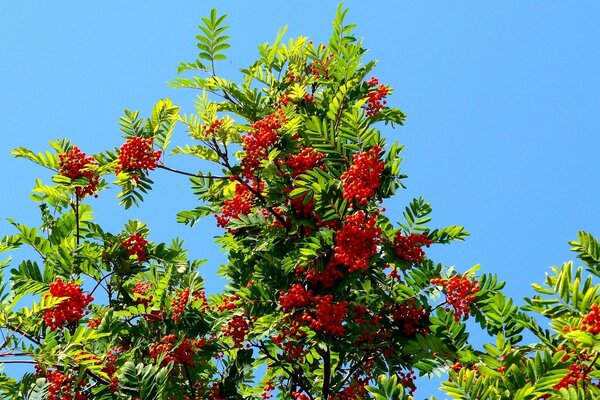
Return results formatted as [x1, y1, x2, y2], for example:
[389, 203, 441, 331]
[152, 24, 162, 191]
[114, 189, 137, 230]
[6, 324, 41, 346]
[183, 364, 198, 399]
[585, 352, 600, 375]
[320, 346, 331, 399]
[0, 359, 37, 364]
[74, 197, 80, 247]
[157, 164, 228, 180]
[255, 341, 313, 395]
[0, 351, 34, 357]
[90, 272, 114, 297]
[236, 177, 291, 230]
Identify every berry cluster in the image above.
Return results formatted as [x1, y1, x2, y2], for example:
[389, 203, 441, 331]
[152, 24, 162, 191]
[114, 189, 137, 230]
[279, 284, 313, 310]
[310, 52, 334, 79]
[215, 183, 255, 228]
[115, 136, 162, 178]
[393, 232, 433, 263]
[364, 78, 389, 117]
[300, 294, 348, 337]
[351, 305, 385, 345]
[261, 381, 275, 400]
[300, 261, 345, 289]
[286, 148, 325, 178]
[149, 334, 204, 366]
[272, 323, 307, 361]
[290, 195, 316, 220]
[203, 119, 222, 136]
[552, 362, 593, 390]
[122, 233, 149, 262]
[581, 303, 600, 334]
[171, 288, 190, 323]
[397, 370, 417, 397]
[222, 315, 249, 348]
[47, 372, 86, 400]
[36, 366, 87, 400]
[87, 318, 101, 329]
[391, 300, 430, 336]
[43, 279, 93, 331]
[218, 294, 239, 312]
[241, 111, 285, 178]
[335, 379, 369, 400]
[341, 146, 384, 206]
[333, 211, 382, 272]
[103, 349, 119, 393]
[58, 146, 100, 198]
[133, 281, 153, 306]
[431, 275, 480, 321]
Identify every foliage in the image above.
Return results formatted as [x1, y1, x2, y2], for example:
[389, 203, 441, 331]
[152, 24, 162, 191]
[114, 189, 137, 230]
[0, 5, 595, 400]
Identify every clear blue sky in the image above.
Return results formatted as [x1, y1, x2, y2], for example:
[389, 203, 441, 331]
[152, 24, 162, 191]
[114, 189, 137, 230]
[2, 2, 599, 398]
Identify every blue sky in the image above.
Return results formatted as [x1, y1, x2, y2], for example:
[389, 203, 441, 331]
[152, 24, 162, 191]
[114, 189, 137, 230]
[2, 1, 599, 398]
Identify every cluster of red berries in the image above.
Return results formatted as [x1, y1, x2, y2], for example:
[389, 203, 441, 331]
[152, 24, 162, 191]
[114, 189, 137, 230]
[272, 323, 307, 361]
[290, 195, 316, 220]
[203, 119, 222, 136]
[278, 284, 313, 310]
[335, 379, 369, 400]
[122, 233, 149, 262]
[241, 111, 285, 178]
[292, 392, 310, 400]
[351, 305, 385, 345]
[398, 370, 417, 397]
[333, 211, 382, 272]
[299, 261, 345, 289]
[43, 279, 93, 331]
[35, 367, 87, 400]
[552, 362, 593, 390]
[133, 281, 153, 306]
[222, 315, 250, 348]
[103, 349, 119, 393]
[87, 318, 101, 329]
[149, 334, 203, 366]
[216, 183, 254, 228]
[391, 300, 430, 336]
[431, 275, 480, 321]
[341, 146, 384, 206]
[286, 70, 301, 83]
[218, 294, 239, 312]
[581, 303, 600, 334]
[115, 136, 162, 178]
[299, 294, 348, 337]
[393, 232, 434, 263]
[286, 147, 325, 178]
[171, 288, 190, 323]
[58, 146, 100, 198]
[310, 52, 334, 79]
[261, 381, 275, 400]
[364, 77, 389, 117]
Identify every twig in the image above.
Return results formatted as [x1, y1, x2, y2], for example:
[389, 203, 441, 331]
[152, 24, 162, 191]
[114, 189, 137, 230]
[157, 164, 228, 180]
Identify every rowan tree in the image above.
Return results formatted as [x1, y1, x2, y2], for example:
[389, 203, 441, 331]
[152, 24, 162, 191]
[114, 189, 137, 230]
[1, 5, 595, 400]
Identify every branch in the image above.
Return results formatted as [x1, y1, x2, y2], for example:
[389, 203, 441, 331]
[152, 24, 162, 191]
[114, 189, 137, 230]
[0, 359, 37, 364]
[157, 164, 228, 179]
[321, 346, 331, 399]
[236, 177, 291, 230]
[183, 364, 197, 399]
[255, 341, 313, 395]
[6, 323, 41, 346]
[89, 272, 114, 297]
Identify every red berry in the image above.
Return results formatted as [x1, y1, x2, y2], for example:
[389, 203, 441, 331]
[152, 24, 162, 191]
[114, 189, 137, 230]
[341, 146, 384, 206]
[58, 146, 100, 198]
[43, 279, 93, 331]
[115, 136, 162, 177]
